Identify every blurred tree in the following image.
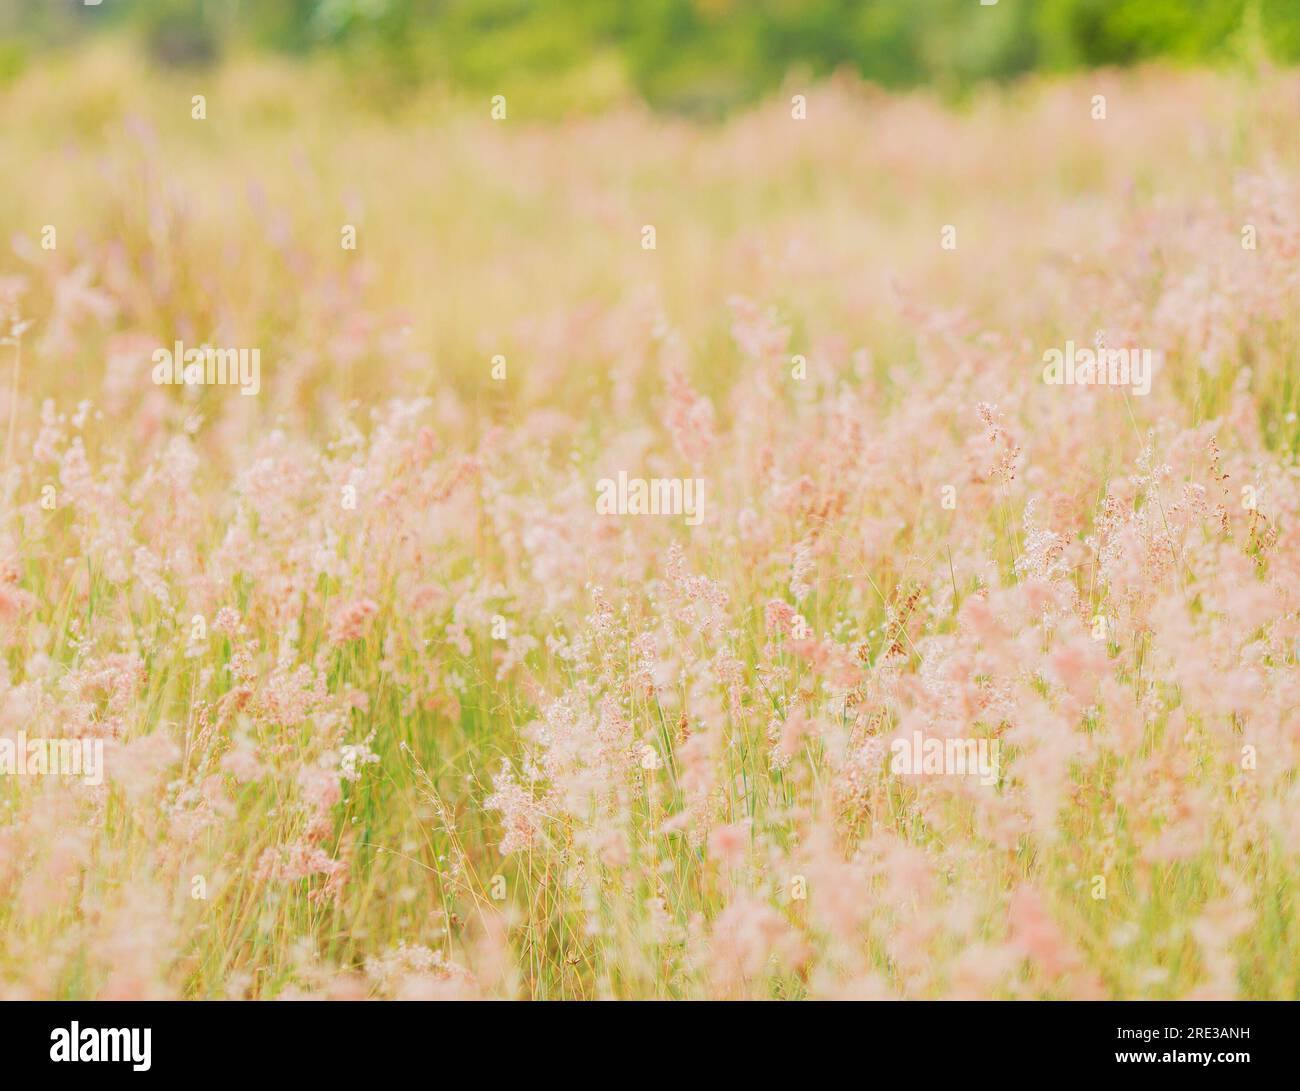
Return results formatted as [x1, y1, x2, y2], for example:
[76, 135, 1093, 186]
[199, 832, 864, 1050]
[3, 0, 1300, 109]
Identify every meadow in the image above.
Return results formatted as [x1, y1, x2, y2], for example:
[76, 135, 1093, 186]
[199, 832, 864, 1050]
[0, 46, 1297, 999]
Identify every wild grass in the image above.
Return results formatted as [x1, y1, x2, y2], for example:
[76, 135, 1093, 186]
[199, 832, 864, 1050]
[0, 48, 1297, 999]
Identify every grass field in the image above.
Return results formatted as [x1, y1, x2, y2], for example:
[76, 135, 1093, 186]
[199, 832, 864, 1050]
[0, 47, 1298, 999]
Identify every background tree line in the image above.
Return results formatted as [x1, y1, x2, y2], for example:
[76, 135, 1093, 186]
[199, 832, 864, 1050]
[1, 0, 1293, 112]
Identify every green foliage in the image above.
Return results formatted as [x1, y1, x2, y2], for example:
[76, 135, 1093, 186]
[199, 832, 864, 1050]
[3, 0, 1300, 109]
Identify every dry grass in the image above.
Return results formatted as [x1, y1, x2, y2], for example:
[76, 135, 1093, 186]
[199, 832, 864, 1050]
[0, 47, 1297, 999]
